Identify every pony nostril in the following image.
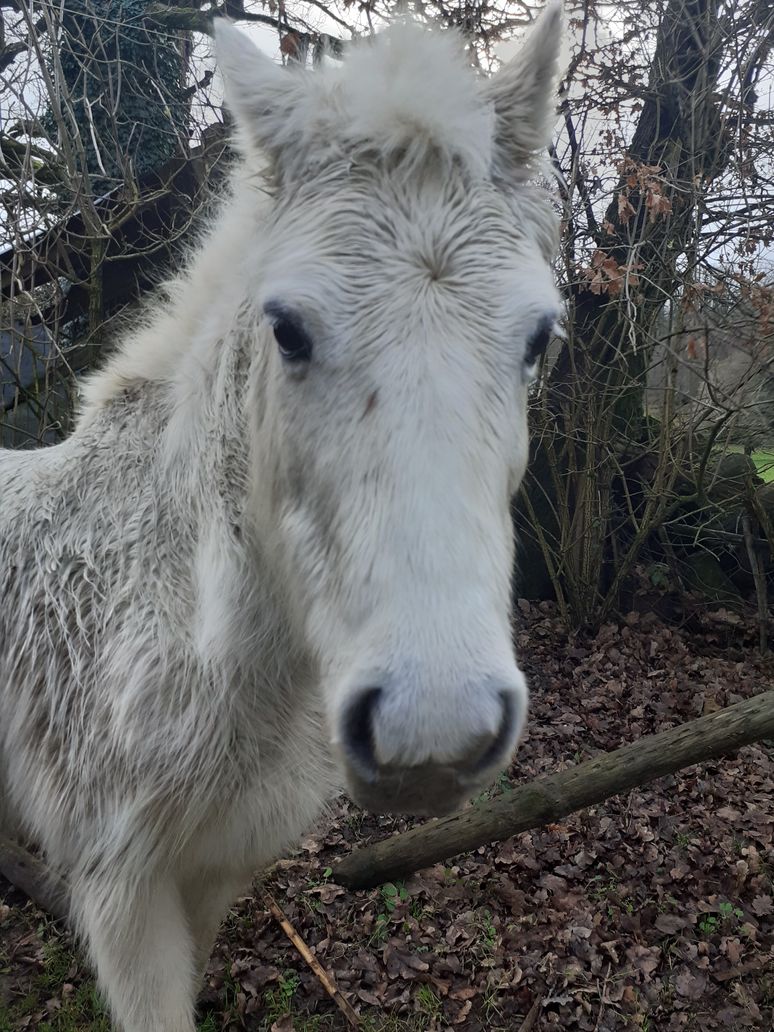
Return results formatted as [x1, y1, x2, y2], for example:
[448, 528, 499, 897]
[341, 688, 382, 783]
[469, 690, 519, 775]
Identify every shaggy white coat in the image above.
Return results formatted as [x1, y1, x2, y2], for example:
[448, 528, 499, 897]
[0, 7, 562, 1030]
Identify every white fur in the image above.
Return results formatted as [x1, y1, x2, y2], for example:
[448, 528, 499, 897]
[0, 10, 562, 1031]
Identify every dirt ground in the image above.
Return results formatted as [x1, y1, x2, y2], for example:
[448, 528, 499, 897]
[1, 601, 772, 1031]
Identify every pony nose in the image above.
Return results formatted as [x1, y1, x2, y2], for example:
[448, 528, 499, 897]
[340, 684, 519, 781]
[341, 687, 383, 782]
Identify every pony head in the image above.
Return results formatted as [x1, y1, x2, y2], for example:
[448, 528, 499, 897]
[216, 6, 562, 815]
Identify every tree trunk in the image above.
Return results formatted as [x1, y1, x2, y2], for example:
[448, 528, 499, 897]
[333, 690, 774, 890]
[520, 0, 748, 624]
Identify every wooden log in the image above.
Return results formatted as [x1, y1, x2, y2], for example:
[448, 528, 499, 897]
[0, 836, 69, 922]
[333, 690, 774, 890]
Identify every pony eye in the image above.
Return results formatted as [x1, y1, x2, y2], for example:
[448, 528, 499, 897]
[524, 320, 552, 368]
[272, 316, 313, 363]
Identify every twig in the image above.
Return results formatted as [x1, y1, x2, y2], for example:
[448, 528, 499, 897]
[264, 891, 360, 1028]
[593, 962, 611, 1031]
[517, 994, 543, 1032]
[742, 508, 768, 654]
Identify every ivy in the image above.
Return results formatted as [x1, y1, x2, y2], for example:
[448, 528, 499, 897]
[45, 0, 187, 192]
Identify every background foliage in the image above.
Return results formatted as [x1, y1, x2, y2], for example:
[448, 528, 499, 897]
[46, 0, 188, 189]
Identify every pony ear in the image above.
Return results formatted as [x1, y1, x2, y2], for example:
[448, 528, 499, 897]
[483, 1, 563, 175]
[214, 20, 309, 157]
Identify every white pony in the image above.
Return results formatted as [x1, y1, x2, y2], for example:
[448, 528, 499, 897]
[0, 7, 562, 1030]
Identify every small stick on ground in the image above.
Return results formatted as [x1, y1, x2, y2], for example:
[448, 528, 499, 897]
[264, 891, 360, 1028]
[517, 994, 543, 1032]
[593, 962, 611, 1031]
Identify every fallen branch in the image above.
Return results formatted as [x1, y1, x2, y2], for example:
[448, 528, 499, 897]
[333, 690, 774, 890]
[264, 891, 360, 1027]
[0, 836, 69, 922]
[517, 994, 543, 1032]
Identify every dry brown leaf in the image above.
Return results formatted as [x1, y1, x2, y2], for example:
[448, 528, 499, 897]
[751, 895, 772, 915]
[270, 1016, 294, 1032]
[675, 969, 708, 999]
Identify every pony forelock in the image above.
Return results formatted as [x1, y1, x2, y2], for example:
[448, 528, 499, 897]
[322, 23, 494, 177]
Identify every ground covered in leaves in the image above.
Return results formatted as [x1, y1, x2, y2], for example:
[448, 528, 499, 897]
[2, 604, 773, 1031]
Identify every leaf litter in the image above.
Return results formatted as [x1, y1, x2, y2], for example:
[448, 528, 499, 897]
[1, 604, 772, 1030]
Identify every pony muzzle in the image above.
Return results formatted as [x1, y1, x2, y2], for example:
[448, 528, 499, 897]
[336, 676, 526, 816]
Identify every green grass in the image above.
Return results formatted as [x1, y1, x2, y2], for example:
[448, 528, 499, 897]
[415, 984, 442, 1019]
[263, 969, 302, 1024]
[0, 925, 110, 1032]
[0, 979, 110, 1032]
[725, 445, 774, 483]
[0, 927, 431, 1032]
[752, 449, 774, 483]
[38, 984, 110, 1032]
